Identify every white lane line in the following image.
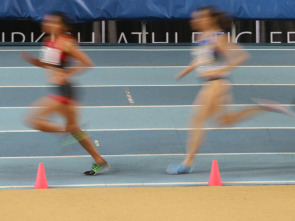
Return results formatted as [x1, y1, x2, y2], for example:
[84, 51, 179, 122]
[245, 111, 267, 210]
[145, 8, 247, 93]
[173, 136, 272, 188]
[78, 104, 294, 108]
[1, 66, 295, 69]
[0, 104, 294, 109]
[1, 180, 295, 189]
[223, 181, 295, 184]
[94, 65, 295, 68]
[0, 155, 91, 159]
[81, 48, 295, 51]
[74, 84, 295, 87]
[124, 86, 135, 105]
[0, 83, 295, 88]
[0, 67, 39, 68]
[1, 152, 295, 159]
[0, 127, 295, 133]
[48, 181, 295, 187]
[1, 48, 295, 52]
[0, 185, 34, 189]
[84, 127, 295, 131]
[0, 85, 57, 88]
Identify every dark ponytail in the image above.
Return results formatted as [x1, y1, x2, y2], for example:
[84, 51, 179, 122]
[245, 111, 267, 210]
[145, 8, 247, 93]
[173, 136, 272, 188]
[47, 11, 73, 33]
[214, 11, 232, 32]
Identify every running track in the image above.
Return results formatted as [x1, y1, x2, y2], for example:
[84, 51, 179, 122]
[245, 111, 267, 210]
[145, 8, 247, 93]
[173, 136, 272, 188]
[0, 46, 295, 188]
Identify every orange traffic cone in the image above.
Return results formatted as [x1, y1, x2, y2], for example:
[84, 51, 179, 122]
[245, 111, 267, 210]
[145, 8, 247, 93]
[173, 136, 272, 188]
[208, 160, 223, 186]
[34, 163, 49, 189]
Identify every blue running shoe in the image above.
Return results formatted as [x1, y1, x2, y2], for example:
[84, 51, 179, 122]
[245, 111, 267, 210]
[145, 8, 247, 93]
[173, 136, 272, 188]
[166, 163, 193, 175]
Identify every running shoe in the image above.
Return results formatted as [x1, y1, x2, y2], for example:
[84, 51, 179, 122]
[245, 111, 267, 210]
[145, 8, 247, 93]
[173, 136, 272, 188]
[253, 99, 292, 116]
[166, 163, 193, 175]
[84, 162, 111, 176]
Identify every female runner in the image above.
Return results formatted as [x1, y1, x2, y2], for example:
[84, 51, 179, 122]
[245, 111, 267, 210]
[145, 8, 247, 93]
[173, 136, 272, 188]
[167, 6, 290, 174]
[22, 11, 109, 175]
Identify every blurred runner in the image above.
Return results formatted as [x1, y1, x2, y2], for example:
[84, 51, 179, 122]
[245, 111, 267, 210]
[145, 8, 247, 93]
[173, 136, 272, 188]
[167, 6, 290, 174]
[22, 11, 110, 175]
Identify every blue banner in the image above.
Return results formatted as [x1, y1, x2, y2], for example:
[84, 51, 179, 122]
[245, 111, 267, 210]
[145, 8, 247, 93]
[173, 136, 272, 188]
[0, 0, 295, 22]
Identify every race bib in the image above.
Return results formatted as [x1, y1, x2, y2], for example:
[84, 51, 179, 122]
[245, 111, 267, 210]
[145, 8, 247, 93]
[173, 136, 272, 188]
[192, 46, 214, 64]
[40, 46, 62, 65]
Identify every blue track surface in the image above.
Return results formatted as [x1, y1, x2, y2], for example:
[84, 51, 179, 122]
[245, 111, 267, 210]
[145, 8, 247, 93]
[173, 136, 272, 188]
[0, 85, 294, 106]
[0, 46, 295, 188]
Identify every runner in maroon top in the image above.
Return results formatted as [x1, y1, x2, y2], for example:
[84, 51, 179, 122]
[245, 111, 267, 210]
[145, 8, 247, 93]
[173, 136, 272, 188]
[22, 11, 110, 175]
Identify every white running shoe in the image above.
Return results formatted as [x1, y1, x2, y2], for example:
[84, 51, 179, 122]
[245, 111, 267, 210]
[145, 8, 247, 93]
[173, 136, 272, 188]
[253, 99, 292, 116]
